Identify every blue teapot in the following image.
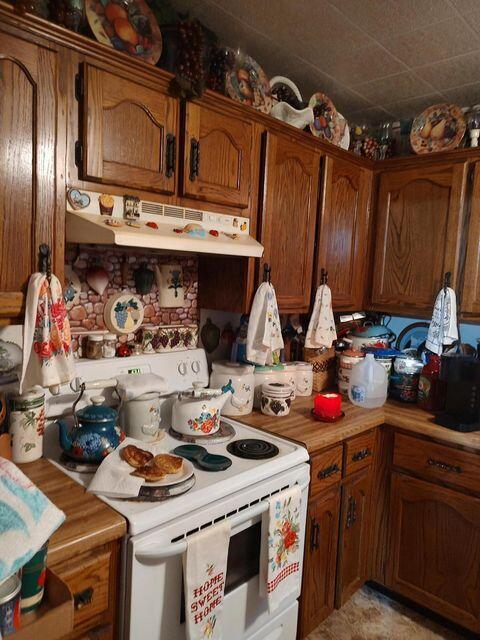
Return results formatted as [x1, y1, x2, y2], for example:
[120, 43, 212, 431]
[57, 395, 125, 463]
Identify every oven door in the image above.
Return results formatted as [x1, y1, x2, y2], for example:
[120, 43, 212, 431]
[124, 464, 309, 640]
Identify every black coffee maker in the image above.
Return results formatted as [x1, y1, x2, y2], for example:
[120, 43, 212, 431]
[435, 353, 480, 432]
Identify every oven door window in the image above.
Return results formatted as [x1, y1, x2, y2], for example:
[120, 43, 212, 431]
[181, 521, 261, 623]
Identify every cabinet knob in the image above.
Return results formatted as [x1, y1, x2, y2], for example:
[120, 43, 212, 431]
[318, 463, 340, 480]
[165, 133, 176, 178]
[352, 448, 371, 462]
[74, 586, 94, 610]
[427, 457, 462, 474]
[310, 517, 320, 551]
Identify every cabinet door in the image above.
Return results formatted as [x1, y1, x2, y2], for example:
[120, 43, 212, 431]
[461, 163, 480, 318]
[387, 473, 480, 633]
[259, 132, 321, 312]
[298, 489, 340, 639]
[82, 64, 178, 194]
[183, 102, 253, 208]
[370, 163, 467, 316]
[0, 30, 58, 321]
[315, 156, 371, 311]
[336, 469, 372, 607]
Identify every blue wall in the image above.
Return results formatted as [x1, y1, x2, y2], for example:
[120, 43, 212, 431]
[388, 315, 480, 348]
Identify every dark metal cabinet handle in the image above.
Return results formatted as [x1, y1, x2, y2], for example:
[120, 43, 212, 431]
[189, 138, 200, 181]
[352, 448, 371, 462]
[310, 517, 320, 551]
[165, 133, 176, 178]
[427, 457, 462, 474]
[318, 463, 340, 480]
[74, 586, 94, 610]
[346, 496, 357, 529]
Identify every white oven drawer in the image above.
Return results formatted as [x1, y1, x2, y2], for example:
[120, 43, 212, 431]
[249, 601, 298, 640]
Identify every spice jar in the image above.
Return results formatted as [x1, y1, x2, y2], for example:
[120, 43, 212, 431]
[389, 353, 424, 402]
[86, 335, 104, 359]
[102, 333, 116, 359]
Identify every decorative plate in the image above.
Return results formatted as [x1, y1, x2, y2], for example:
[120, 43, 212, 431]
[103, 292, 144, 335]
[395, 322, 430, 353]
[338, 113, 350, 150]
[410, 103, 466, 155]
[309, 92, 342, 145]
[226, 54, 273, 114]
[86, 0, 162, 65]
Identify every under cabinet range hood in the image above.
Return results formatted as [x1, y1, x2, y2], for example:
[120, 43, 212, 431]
[65, 190, 264, 258]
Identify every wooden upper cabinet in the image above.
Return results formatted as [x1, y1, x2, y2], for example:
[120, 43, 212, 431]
[82, 64, 178, 194]
[182, 102, 253, 208]
[0, 30, 58, 321]
[387, 473, 480, 633]
[315, 156, 371, 311]
[259, 132, 321, 312]
[370, 162, 467, 316]
[461, 162, 480, 318]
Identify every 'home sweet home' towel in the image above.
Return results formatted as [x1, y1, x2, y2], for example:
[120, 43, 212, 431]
[183, 521, 231, 640]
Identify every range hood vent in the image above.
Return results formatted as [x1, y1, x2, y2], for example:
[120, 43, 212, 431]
[66, 189, 264, 258]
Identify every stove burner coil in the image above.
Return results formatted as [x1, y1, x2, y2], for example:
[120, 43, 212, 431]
[227, 439, 279, 460]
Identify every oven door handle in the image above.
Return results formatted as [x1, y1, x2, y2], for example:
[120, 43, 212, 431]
[134, 479, 309, 563]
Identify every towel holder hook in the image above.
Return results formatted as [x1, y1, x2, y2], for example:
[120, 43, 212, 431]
[320, 268, 328, 286]
[443, 271, 451, 293]
[263, 263, 271, 284]
[38, 244, 52, 282]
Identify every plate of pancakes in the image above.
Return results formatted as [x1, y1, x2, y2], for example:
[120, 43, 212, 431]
[120, 444, 194, 487]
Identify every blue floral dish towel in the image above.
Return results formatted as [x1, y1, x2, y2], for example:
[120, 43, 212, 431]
[0, 457, 65, 582]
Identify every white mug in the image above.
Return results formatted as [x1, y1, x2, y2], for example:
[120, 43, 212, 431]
[155, 264, 184, 307]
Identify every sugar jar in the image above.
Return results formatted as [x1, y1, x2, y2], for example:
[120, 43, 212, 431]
[261, 382, 294, 418]
[253, 364, 285, 408]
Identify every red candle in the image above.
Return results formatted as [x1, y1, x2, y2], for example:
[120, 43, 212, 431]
[314, 393, 342, 419]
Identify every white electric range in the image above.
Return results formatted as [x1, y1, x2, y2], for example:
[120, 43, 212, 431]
[41, 349, 310, 640]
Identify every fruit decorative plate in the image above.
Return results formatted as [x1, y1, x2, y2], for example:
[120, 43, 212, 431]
[410, 103, 466, 155]
[226, 53, 273, 114]
[103, 292, 144, 335]
[86, 0, 162, 65]
[309, 92, 342, 145]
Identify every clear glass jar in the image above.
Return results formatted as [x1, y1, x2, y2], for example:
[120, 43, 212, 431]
[102, 333, 116, 358]
[86, 335, 103, 359]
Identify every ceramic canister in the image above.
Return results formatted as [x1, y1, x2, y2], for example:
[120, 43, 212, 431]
[0, 573, 21, 636]
[210, 361, 255, 417]
[278, 362, 297, 399]
[253, 364, 285, 409]
[261, 382, 294, 418]
[9, 388, 45, 463]
[338, 350, 365, 397]
[294, 362, 314, 396]
[20, 542, 48, 613]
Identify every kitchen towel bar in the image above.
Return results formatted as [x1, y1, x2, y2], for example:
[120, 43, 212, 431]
[134, 479, 309, 563]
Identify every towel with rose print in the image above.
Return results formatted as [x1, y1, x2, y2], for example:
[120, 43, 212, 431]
[260, 485, 302, 612]
[19, 273, 75, 394]
[183, 520, 231, 640]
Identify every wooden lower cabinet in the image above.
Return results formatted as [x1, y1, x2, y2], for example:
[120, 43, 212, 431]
[298, 488, 340, 638]
[336, 468, 372, 607]
[387, 472, 480, 634]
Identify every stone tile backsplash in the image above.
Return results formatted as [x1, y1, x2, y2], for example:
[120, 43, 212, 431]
[66, 244, 198, 348]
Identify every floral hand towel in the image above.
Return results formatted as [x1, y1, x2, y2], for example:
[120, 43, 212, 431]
[20, 273, 75, 394]
[260, 485, 302, 613]
[246, 282, 284, 366]
[305, 284, 337, 349]
[183, 521, 231, 640]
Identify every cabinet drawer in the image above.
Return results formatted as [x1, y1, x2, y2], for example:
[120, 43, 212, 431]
[310, 445, 343, 495]
[344, 430, 375, 476]
[393, 432, 480, 494]
[53, 549, 111, 628]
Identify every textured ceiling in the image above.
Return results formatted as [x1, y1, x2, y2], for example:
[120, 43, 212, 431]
[170, 0, 480, 124]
